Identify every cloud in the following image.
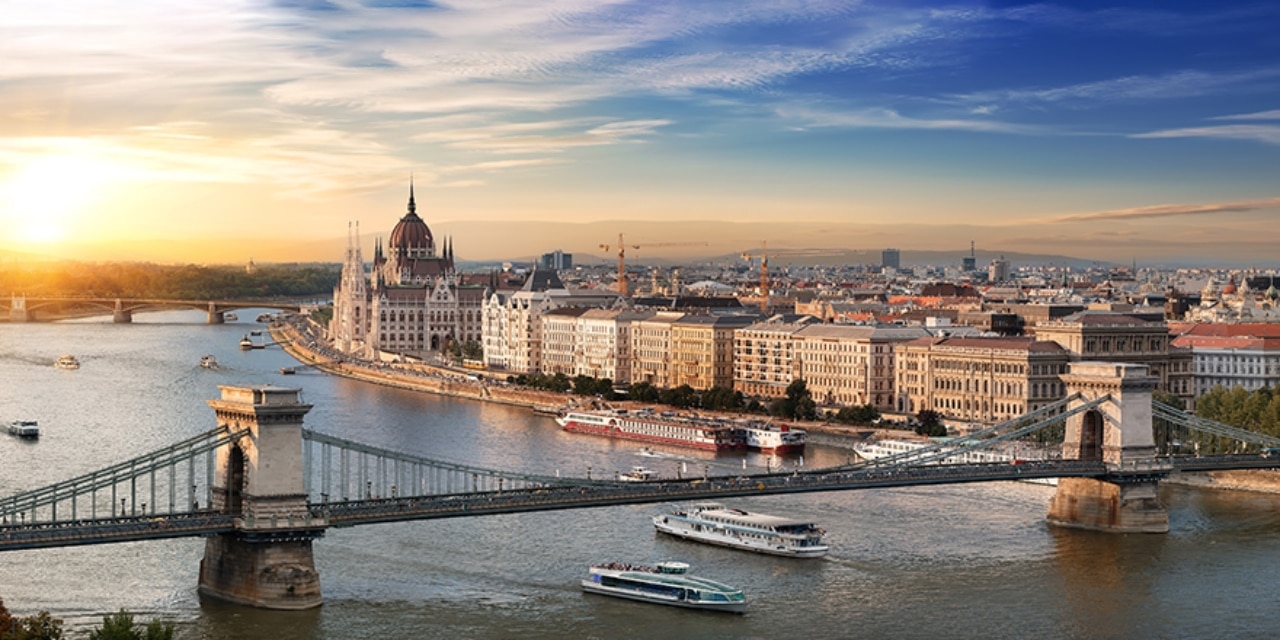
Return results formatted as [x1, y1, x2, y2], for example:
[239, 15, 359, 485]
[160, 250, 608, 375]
[776, 105, 1040, 135]
[1131, 124, 1280, 146]
[952, 68, 1280, 108]
[1049, 197, 1280, 223]
[1212, 109, 1280, 121]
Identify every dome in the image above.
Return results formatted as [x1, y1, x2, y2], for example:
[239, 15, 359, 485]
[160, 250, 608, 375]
[388, 183, 434, 256]
[1222, 276, 1238, 296]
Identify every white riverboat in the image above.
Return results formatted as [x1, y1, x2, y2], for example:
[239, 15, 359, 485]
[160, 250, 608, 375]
[654, 503, 829, 558]
[8, 420, 40, 439]
[618, 466, 657, 482]
[742, 422, 806, 454]
[581, 561, 748, 614]
[556, 408, 744, 451]
[854, 438, 1058, 486]
[54, 355, 80, 370]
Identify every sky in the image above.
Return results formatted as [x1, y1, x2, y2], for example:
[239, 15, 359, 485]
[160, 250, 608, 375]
[1, 0, 1279, 266]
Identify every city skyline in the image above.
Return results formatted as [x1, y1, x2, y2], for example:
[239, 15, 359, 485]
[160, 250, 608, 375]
[2, 1, 1279, 264]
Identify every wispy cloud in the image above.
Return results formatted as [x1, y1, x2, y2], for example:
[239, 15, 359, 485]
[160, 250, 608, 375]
[776, 104, 1040, 134]
[1131, 124, 1280, 146]
[1211, 109, 1280, 121]
[1049, 197, 1280, 223]
[951, 68, 1280, 109]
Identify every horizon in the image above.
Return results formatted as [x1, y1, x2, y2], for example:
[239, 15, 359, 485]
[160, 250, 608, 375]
[2, 1, 1278, 265]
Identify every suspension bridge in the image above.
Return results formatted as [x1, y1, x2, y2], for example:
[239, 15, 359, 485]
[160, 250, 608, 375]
[2, 362, 1279, 608]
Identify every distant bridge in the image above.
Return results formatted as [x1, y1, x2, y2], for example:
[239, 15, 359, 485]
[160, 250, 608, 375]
[3, 294, 306, 323]
[4, 363, 1280, 609]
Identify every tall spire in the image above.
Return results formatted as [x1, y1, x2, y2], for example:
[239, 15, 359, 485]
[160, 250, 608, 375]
[408, 175, 417, 215]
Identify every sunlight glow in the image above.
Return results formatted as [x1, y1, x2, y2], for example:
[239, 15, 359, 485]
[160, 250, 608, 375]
[0, 154, 124, 244]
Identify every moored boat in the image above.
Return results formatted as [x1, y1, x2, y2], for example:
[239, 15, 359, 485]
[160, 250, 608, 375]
[556, 408, 743, 451]
[8, 420, 40, 439]
[653, 502, 828, 558]
[618, 466, 657, 482]
[200, 355, 219, 369]
[239, 335, 254, 350]
[223, 312, 238, 321]
[54, 355, 80, 370]
[854, 438, 1058, 486]
[256, 313, 273, 323]
[742, 422, 806, 454]
[581, 561, 748, 613]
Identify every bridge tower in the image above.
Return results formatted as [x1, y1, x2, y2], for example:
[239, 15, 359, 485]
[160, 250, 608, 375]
[207, 302, 225, 324]
[112, 299, 132, 323]
[1047, 362, 1168, 533]
[10, 295, 30, 322]
[199, 385, 325, 609]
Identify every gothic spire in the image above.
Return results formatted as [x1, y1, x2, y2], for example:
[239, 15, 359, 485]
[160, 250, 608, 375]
[408, 175, 416, 215]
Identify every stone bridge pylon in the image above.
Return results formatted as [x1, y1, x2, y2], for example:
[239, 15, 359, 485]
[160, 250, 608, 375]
[199, 385, 326, 609]
[1047, 362, 1168, 533]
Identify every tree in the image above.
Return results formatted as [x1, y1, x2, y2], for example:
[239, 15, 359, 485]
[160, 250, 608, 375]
[0, 598, 13, 639]
[779, 380, 817, 421]
[915, 409, 947, 437]
[660, 384, 698, 408]
[628, 382, 660, 403]
[88, 610, 174, 640]
[3, 610, 64, 640]
[834, 404, 880, 425]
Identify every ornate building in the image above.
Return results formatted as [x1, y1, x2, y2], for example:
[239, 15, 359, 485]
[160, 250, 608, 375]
[329, 182, 486, 360]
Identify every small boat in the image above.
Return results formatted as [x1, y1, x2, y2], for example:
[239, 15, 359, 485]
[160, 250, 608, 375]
[742, 422, 806, 454]
[279, 367, 296, 375]
[239, 335, 254, 350]
[581, 562, 748, 614]
[618, 466, 657, 482]
[8, 420, 40, 439]
[223, 312, 238, 321]
[654, 502, 829, 558]
[55, 355, 80, 370]
[256, 313, 274, 323]
[200, 355, 219, 369]
[249, 329, 262, 336]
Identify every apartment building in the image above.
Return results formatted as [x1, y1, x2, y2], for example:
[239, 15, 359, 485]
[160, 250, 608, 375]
[733, 318, 815, 399]
[669, 315, 758, 390]
[894, 336, 1071, 424]
[793, 325, 929, 410]
[574, 309, 653, 384]
[630, 312, 686, 388]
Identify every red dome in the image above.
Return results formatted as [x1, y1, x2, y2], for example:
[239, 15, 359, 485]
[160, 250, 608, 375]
[389, 211, 433, 251]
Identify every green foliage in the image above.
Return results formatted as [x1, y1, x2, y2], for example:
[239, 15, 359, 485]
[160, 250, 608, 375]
[700, 386, 744, 412]
[0, 598, 12, 639]
[2, 610, 64, 640]
[460, 341, 483, 361]
[0, 261, 339, 300]
[627, 382, 661, 403]
[833, 404, 880, 425]
[1152, 389, 1184, 411]
[310, 306, 333, 327]
[1188, 385, 1280, 453]
[915, 409, 947, 437]
[660, 385, 699, 409]
[88, 610, 174, 640]
[768, 380, 817, 420]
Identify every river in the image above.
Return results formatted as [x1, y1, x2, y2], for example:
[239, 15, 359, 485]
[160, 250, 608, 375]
[2, 311, 1280, 639]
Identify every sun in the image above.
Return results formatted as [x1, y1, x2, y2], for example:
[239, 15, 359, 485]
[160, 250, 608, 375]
[0, 154, 122, 244]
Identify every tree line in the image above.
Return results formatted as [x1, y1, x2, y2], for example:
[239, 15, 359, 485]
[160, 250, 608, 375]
[0, 600, 171, 640]
[0, 261, 339, 300]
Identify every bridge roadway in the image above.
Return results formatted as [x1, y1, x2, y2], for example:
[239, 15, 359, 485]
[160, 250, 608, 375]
[4, 454, 1277, 552]
[2, 295, 305, 322]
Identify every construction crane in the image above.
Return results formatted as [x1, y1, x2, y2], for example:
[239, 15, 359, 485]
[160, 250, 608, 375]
[741, 241, 778, 313]
[599, 234, 706, 297]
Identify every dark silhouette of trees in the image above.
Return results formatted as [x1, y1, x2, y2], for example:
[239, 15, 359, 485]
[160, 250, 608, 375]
[770, 380, 817, 420]
[88, 610, 173, 640]
[915, 409, 947, 437]
[0, 261, 339, 300]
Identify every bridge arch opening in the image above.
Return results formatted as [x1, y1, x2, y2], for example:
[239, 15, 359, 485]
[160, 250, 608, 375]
[226, 445, 246, 515]
[1080, 409, 1104, 461]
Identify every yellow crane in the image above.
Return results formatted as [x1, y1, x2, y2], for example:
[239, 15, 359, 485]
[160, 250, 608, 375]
[600, 233, 706, 297]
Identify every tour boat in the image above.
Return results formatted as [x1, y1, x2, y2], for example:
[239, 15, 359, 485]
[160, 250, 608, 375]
[8, 420, 39, 439]
[239, 335, 254, 350]
[200, 355, 219, 369]
[653, 502, 829, 558]
[741, 422, 806, 454]
[618, 466, 658, 482]
[54, 355, 80, 370]
[581, 561, 748, 614]
[556, 408, 744, 451]
[854, 438, 1058, 486]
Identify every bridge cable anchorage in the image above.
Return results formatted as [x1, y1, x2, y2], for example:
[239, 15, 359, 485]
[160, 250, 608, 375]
[0, 426, 248, 522]
[835, 393, 1097, 472]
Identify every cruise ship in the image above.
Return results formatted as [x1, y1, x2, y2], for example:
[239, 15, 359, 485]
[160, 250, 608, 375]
[556, 408, 744, 451]
[654, 503, 828, 558]
[741, 422, 806, 454]
[854, 438, 1058, 485]
[581, 561, 748, 613]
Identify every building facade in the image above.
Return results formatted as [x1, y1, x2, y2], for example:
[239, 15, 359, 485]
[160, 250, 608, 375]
[669, 315, 757, 390]
[793, 325, 930, 411]
[1033, 311, 1193, 403]
[733, 319, 814, 399]
[330, 183, 485, 360]
[894, 336, 1071, 424]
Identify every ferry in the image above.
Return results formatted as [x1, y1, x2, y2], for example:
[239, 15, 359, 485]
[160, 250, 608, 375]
[581, 561, 748, 614]
[653, 503, 829, 558]
[854, 438, 1058, 486]
[54, 355, 80, 370]
[200, 355, 219, 369]
[556, 408, 744, 451]
[742, 422, 806, 454]
[618, 466, 658, 482]
[8, 420, 39, 439]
